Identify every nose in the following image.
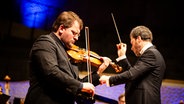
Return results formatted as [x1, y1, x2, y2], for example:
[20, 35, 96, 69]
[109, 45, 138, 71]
[131, 46, 133, 51]
[73, 35, 78, 41]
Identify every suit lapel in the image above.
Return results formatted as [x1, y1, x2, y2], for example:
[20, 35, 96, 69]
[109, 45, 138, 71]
[48, 33, 78, 78]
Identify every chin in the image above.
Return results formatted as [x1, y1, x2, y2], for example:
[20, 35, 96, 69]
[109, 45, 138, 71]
[67, 43, 73, 49]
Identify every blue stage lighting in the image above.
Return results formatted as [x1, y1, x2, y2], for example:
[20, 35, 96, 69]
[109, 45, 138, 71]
[17, 0, 66, 29]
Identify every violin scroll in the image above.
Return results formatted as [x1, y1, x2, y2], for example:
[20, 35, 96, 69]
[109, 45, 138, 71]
[109, 62, 122, 73]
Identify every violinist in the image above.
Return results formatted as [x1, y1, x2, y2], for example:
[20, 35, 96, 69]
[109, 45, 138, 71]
[24, 11, 111, 104]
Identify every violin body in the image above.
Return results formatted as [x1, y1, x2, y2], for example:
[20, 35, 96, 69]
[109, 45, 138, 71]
[67, 48, 102, 67]
[67, 44, 123, 72]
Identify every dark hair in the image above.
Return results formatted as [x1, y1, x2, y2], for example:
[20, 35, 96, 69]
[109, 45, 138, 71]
[52, 11, 83, 32]
[130, 25, 153, 42]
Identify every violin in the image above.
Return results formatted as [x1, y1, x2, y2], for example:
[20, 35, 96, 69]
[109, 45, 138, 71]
[67, 44, 122, 73]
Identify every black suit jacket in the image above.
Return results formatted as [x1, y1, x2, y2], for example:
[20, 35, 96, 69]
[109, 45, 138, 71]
[24, 33, 100, 104]
[109, 46, 166, 104]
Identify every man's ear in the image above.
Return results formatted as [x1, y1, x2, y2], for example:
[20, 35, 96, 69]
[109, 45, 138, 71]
[59, 25, 64, 33]
[137, 36, 142, 43]
[137, 36, 142, 40]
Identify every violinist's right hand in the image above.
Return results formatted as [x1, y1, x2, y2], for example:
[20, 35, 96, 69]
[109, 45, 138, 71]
[81, 82, 95, 96]
[116, 43, 127, 57]
[97, 57, 111, 75]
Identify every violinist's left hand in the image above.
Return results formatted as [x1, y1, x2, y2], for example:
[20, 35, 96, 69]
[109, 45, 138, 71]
[97, 57, 111, 75]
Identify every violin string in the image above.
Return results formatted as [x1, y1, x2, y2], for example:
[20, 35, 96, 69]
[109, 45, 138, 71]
[89, 53, 100, 59]
[89, 51, 122, 72]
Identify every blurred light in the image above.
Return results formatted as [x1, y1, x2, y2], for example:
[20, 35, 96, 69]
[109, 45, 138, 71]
[17, 0, 66, 29]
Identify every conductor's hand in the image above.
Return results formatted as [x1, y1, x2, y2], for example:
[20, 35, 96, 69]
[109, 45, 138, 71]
[81, 82, 95, 96]
[116, 43, 127, 57]
[97, 57, 111, 75]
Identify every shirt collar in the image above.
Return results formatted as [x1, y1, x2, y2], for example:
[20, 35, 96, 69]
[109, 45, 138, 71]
[139, 42, 153, 55]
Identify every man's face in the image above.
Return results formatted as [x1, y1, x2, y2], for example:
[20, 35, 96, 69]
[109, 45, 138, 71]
[60, 20, 80, 48]
[130, 36, 142, 56]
